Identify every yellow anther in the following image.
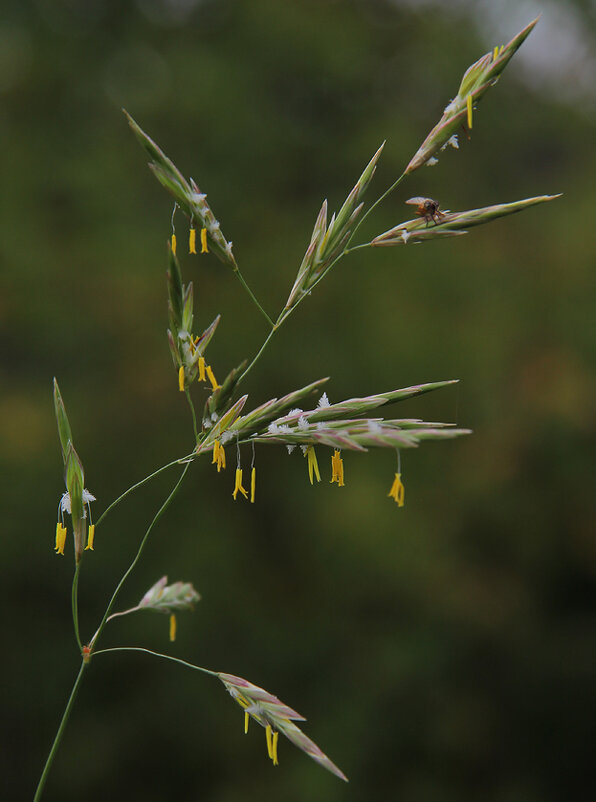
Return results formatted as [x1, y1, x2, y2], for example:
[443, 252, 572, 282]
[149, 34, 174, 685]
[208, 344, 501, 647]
[84, 524, 95, 551]
[206, 364, 220, 391]
[169, 613, 177, 642]
[212, 440, 226, 472]
[178, 365, 185, 392]
[304, 445, 321, 485]
[250, 466, 256, 504]
[466, 94, 473, 129]
[55, 522, 67, 556]
[272, 731, 279, 766]
[493, 45, 499, 61]
[200, 227, 208, 253]
[233, 468, 249, 501]
[197, 356, 206, 382]
[171, 233, 177, 255]
[189, 227, 197, 254]
[244, 711, 250, 734]
[388, 472, 405, 507]
[266, 724, 273, 760]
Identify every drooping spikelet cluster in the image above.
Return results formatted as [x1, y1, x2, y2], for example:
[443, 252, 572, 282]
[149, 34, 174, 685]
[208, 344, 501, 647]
[192, 378, 470, 505]
[219, 672, 347, 781]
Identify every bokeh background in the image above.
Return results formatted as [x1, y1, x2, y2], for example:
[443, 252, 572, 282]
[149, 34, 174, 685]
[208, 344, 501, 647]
[2, 1, 595, 800]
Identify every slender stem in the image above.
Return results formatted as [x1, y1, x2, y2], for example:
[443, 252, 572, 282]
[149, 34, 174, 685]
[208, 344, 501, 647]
[94, 454, 194, 529]
[184, 388, 199, 442]
[93, 646, 218, 677]
[232, 266, 274, 327]
[237, 244, 357, 387]
[33, 661, 88, 802]
[89, 463, 191, 650]
[344, 241, 372, 254]
[106, 605, 144, 623]
[71, 563, 83, 652]
[237, 323, 279, 386]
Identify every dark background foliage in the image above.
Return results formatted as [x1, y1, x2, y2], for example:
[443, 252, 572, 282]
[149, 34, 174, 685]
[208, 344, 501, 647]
[2, 1, 595, 800]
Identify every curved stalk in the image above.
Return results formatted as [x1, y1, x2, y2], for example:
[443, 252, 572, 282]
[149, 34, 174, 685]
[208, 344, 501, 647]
[232, 265, 274, 327]
[89, 463, 191, 650]
[94, 454, 194, 529]
[93, 646, 218, 677]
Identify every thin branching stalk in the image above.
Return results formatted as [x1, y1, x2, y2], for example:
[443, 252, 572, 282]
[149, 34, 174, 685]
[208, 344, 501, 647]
[89, 463, 191, 649]
[94, 454, 194, 529]
[238, 240, 362, 386]
[93, 646, 218, 677]
[232, 265, 274, 327]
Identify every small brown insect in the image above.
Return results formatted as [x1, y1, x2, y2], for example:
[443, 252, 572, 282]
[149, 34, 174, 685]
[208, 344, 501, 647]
[405, 196, 445, 225]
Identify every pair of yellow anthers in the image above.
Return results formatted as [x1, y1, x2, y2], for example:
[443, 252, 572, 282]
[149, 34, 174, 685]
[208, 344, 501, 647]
[54, 523, 95, 556]
[188, 227, 209, 255]
[304, 445, 321, 485]
[212, 440, 226, 472]
[265, 724, 280, 766]
[330, 449, 345, 487]
[171, 228, 208, 256]
[232, 466, 256, 503]
[178, 357, 221, 393]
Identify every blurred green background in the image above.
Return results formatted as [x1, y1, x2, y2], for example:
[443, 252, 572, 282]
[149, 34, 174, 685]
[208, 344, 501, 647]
[2, 1, 595, 800]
